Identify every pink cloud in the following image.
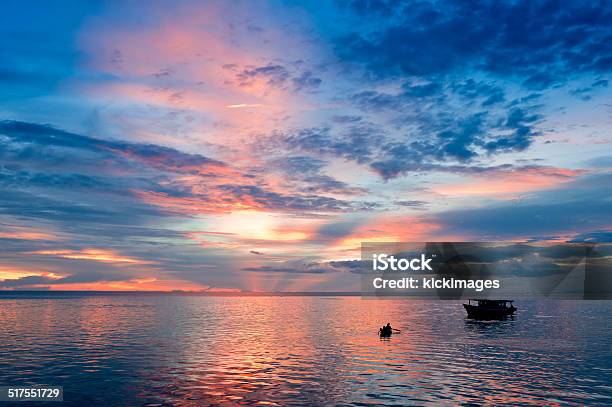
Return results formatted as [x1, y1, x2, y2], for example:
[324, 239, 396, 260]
[435, 166, 586, 198]
[75, 1, 318, 152]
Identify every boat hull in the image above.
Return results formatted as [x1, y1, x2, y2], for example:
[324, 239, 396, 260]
[463, 304, 516, 320]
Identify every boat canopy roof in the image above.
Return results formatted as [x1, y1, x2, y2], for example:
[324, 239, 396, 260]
[468, 299, 514, 303]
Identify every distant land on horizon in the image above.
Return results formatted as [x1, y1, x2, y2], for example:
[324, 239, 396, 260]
[0, 290, 367, 297]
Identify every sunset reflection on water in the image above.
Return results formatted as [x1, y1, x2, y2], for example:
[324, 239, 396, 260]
[0, 295, 610, 406]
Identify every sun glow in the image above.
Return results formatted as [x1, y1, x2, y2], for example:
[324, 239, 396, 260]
[193, 211, 314, 243]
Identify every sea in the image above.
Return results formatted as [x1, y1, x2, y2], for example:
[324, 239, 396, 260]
[0, 293, 611, 406]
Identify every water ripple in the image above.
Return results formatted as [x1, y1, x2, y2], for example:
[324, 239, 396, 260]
[0, 296, 611, 406]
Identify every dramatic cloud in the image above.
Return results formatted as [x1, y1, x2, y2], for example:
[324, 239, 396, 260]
[433, 173, 612, 239]
[0, 1, 610, 291]
[0, 120, 228, 176]
[338, 0, 612, 87]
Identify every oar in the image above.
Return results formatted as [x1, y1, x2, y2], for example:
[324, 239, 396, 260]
[392, 328, 401, 332]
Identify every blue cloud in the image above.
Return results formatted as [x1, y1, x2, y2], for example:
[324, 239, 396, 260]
[237, 64, 290, 87]
[433, 173, 612, 239]
[337, 0, 612, 88]
[0, 120, 227, 175]
[292, 71, 322, 90]
[280, 126, 382, 164]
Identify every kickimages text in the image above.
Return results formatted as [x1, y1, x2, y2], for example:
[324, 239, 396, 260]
[372, 277, 500, 292]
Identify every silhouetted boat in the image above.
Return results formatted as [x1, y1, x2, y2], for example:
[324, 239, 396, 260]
[378, 325, 399, 337]
[463, 299, 516, 320]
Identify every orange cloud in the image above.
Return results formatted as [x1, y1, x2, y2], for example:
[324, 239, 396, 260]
[29, 249, 153, 265]
[0, 266, 62, 281]
[436, 166, 586, 198]
[187, 211, 319, 247]
[38, 278, 209, 292]
[329, 215, 444, 257]
[134, 190, 261, 214]
[77, 2, 311, 150]
[0, 225, 57, 241]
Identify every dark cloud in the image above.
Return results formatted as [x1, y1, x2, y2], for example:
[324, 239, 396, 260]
[0, 275, 57, 288]
[0, 119, 387, 292]
[569, 78, 609, 100]
[152, 67, 175, 79]
[371, 161, 575, 184]
[350, 81, 444, 112]
[331, 115, 362, 124]
[233, 63, 322, 92]
[569, 231, 612, 243]
[0, 270, 137, 288]
[57, 269, 134, 284]
[300, 175, 366, 195]
[0, 167, 111, 191]
[337, 0, 612, 88]
[0, 120, 227, 175]
[316, 219, 364, 240]
[451, 79, 505, 107]
[271, 156, 367, 195]
[242, 263, 330, 274]
[0, 189, 137, 224]
[242, 258, 369, 274]
[278, 125, 383, 164]
[365, 106, 541, 179]
[433, 173, 612, 239]
[265, 109, 545, 180]
[394, 200, 428, 209]
[592, 79, 609, 88]
[483, 108, 542, 153]
[328, 259, 370, 273]
[292, 71, 322, 90]
[321, 1, 612, 182]
[351, 90, 403, 111]
[1, 121, 378, 224]
[215, 184, 371, 212]
[336, 81, 541, 179]
[273, 156, 327, 174]
[369, 125, 520, 179]
[237, 64, 290, 87]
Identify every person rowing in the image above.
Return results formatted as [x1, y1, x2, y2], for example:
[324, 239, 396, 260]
[379, 322, 400, 336]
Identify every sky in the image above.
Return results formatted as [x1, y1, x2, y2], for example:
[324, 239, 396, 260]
[0, 0, 611, 292]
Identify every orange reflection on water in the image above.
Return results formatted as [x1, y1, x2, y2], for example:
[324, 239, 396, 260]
[1, 296, 608, 405]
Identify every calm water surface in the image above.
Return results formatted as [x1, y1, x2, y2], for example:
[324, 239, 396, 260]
[0, 294, 611, 406]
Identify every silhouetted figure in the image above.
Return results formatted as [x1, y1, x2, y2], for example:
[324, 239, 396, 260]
[380, 322, 393, 336]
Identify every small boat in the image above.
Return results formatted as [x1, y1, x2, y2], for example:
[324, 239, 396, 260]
[378, 324, 399, 337]
[463, 299, 516, 320]
[379, 330, 392, 338]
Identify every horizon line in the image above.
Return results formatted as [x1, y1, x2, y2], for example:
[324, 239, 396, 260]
[0, 290, 366, 296]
